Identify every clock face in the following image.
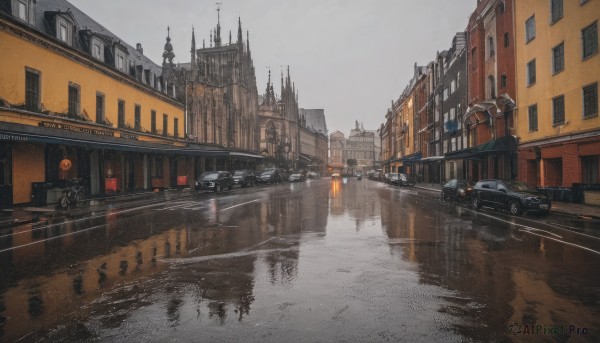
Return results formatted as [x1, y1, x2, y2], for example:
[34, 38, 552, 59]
[59, 159, 73, 171]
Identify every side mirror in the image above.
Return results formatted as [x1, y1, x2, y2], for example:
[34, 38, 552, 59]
[499, 188, 507, 193]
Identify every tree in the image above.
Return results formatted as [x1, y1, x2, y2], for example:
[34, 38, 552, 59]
[347, 159, 357, 176]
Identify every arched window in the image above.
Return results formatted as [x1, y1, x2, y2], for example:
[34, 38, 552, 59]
[488, 36, 495, 57]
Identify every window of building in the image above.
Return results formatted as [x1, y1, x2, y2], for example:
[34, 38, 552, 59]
[583, 82, 598, 118]
[501, 74, 508, 88]
[488, 75, 496, 99]
[504, 32, 509, 48]
[443, 88, 449, 100]
[25, 68, 40, 111]
[163, 114, 168, 136]
[528, 104, 538, 131]
[471, 48, 477, 69]
[450, 79, 456, 93]
[151, 110, 156, 133]
[117, 55, 124, 71]
[96, 92, 105, 124]
[174, 118, 179, 138]
[526, 15, 536, 43]
[93, 44, 101, 59]
[498, 1, 505, 14]
[68, 83, 80, 117]
[118, 100, 125, 128]
[488, 36, 495, 57]
[59, 23, 68, 42]
[582, 21, 598, 59]
[551, 0, 563, 24]
[552, 95, 565, 125]
[582, 156, 599, 183]
[527, 59, 536, 86]
[134, 105, 141, 131]
[552, 42, 565, 74]
[17, 0, 27, 21]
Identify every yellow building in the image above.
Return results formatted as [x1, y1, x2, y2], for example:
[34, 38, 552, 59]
[515, 0, 599, 188]
[0, 0, 227, 207]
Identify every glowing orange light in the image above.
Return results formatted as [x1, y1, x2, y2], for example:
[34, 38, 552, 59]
[59, 159, 72, 171]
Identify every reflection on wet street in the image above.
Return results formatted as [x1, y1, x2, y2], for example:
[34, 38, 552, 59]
[1, 178, 599, 342]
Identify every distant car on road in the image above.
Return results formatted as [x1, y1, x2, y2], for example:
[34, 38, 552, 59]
[257, 168, 281, 184]
[331, 173, 341, 179]
[288, 173, 306, 182]
[471, 179, 551, 215]
[442, 179, 474, 202]
[307, 171, 320, 179]
[356, 173, 363, 180]
[195, 171, 233, 192]
[232, 170, 256, 188]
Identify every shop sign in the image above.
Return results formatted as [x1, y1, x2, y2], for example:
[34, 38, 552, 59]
[0, 133, 29, 141]
[39, 121, 114, 136]
[120, 132, 139, 140]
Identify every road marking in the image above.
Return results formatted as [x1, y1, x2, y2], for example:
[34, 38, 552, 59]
[0, 223, 107, 254]
[521, 230, 600, 255]
[219, 199, 261, 211]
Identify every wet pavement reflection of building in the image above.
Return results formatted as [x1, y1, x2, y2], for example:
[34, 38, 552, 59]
[1, 179, 599, 341]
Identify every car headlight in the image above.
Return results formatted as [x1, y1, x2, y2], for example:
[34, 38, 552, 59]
[458, 189, 465, 195]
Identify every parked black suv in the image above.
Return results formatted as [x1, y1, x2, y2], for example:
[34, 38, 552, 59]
[257, 168, 281, 184]
[232, 170, 256, 188]
[195, 171, 233, 192]
[471, 179, 551, 215]
[442, 179, 474, 202]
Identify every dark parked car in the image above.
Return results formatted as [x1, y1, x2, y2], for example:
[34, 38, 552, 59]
[442, 179, 474, 202]
[195, 171, 233, 192]
[388, 173, 401, 186]
[398, 173, 415, 187]
[356, 173, 363, 180]
[471, 179, 551, 215]
[232, 170, 256, 188]
[257, 169, 281, 184]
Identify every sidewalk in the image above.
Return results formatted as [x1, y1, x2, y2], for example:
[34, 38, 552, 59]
[413, 183, 600, 219]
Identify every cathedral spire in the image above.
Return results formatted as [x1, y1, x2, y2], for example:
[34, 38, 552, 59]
[210, 30, 213, 47]
[229, 30, 232, 45]
[214, 3, 222, 47]
[191, 26, 196, 62]
[237, 17, 242, 44]
[246, 31, 251, 57]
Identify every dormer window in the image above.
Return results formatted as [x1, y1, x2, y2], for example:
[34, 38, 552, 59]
[55, 15, 74, 46]
[13, 0, 35, 25]
[90, 37, 104, 61]
[114, 48, 127, 72]
[59, 23, 68, 42]
[17, 1, 26, 20]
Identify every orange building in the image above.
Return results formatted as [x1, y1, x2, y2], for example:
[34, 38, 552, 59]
[514, 0, 599, 189]
[0, 0, 228, 207]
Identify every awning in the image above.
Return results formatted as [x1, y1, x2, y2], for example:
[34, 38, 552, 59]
[229, 151, 265, 159]
[420, 156, 444, 162]
[443, 135, 517, 160]
[401, 152, 422, 162]
[0, 123, 229, 156]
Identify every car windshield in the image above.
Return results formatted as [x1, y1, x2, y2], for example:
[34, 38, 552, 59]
[505, 181, 536, 192]
[201, 172, 219, 180]
[233, 170, 246, 176]
[261, 171, 273, 176]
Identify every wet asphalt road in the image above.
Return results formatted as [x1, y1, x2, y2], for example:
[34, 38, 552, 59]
[1, 178, 600, 342]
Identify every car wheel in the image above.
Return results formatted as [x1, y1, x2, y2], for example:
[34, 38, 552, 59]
[509, 201, 522, 216]
[472, 197, 481, 210]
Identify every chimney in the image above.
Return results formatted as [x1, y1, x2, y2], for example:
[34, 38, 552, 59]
[136, 43, 143, 54]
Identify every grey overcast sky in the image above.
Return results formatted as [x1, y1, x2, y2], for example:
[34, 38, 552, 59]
[69, 0, 474, 136]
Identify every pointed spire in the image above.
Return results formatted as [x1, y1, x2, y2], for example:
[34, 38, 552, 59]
[281, 70, 284, 99]
[229, 30, 232, 45]
[237, 17, 242, 44]
[210, 30, 213, 47]
[246, 31, 250, 56]
[203, 39, 205, 49]
[191, 26, 196, 61]
[214, 3, 222, 47]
